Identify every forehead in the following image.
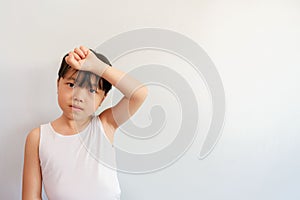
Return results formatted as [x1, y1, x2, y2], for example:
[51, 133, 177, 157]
[64, 69, 99, 87]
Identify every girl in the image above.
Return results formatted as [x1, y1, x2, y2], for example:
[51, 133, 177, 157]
[22, 46, 148, 199]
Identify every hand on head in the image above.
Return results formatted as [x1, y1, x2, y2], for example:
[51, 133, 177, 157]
[65, 46, 109, 75]
[65, 46, 90, 70]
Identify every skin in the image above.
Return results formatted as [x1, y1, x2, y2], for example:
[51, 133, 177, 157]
[22, 46, 148, 199]
[53, 69, 106, 135]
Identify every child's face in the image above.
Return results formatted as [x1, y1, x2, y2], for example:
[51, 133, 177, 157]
[57, 70, 106, 121]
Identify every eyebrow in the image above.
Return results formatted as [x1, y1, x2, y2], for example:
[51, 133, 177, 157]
[66, 77, 75, 81]
[66, 76, 99, 87]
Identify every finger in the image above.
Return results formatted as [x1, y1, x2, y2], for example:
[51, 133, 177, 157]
[71, 52, 81, 61]
[65, 52, 74, 65]
[66, 52, 80, 69]
[74, 47, 85, 59]
[79, 46, 89, 56]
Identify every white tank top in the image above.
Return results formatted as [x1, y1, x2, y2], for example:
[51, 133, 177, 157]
[39, 116, 121, 200]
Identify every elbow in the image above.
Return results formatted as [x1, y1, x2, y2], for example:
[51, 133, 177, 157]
[139, 85, 148, 101]
[132, 85, 148, 102]
[142, 85, 148, 97]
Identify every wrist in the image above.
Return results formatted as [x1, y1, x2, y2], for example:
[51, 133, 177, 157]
[82, 51, 110, 77]
[90, 58, 109, 77]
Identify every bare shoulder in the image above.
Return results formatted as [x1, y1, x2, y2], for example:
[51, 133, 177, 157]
[24, 127, 41, 167]
[24, 127, 41, 166]
[25, 127, 40, 148]
[98, 113, 116, 145]
[22, 127, 42, 199]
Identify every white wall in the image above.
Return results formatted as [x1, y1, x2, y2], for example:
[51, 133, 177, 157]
[1, 0, 300, 199]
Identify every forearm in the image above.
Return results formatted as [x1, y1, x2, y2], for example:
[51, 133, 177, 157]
[90, 60, 147, 100]
[73, 47, 147, 100]
[103, 67, 147, 100]
[69, 46, 148, 126]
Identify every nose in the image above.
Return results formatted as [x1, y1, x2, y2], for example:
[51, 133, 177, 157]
[72, 87, 86, 102]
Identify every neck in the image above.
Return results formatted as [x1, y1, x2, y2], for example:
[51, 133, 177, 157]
[57, 114, 92, 132]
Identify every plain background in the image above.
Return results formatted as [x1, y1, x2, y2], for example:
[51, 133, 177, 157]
[1, 0, 300, 199]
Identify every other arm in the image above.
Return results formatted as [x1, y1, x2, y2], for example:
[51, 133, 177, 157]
[22, 128, 42, 200]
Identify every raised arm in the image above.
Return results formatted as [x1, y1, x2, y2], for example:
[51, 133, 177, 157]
[66, 46, 148, 129]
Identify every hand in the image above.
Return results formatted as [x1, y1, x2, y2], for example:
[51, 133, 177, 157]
[65, 46, 89, 70]
[65, 46, 108, 75]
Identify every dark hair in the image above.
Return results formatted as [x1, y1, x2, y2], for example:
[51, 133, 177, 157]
[58, 49, 112, 95]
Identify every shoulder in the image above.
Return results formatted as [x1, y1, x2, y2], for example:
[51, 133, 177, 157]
[98, 114, 116, 145]
[25, 127, 40, 150]
[99, 108, 119, 129]
[23, 127, 42, 199]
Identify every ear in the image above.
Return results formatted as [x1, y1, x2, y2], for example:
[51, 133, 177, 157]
[57, 78, 60, 93]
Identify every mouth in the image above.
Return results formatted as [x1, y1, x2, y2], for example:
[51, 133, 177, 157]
[70, 105, 83, 111]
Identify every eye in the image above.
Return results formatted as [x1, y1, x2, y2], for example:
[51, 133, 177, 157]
[67, 83, 75, 88]
[89, 88, 97, 93]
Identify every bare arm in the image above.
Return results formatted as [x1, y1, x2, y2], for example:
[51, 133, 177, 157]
[97, 65, 148, 128]
[22, 128, 42, 200]
[66, 46, 148, 129]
